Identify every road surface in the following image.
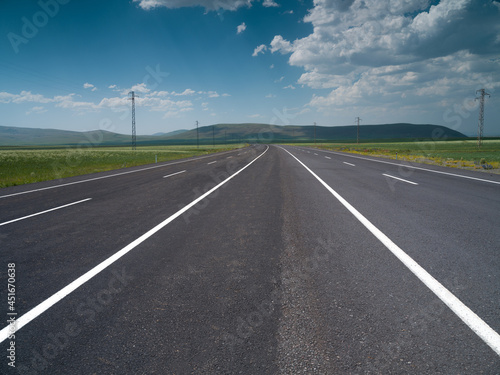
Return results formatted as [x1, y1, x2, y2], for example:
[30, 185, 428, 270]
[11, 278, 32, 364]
[1, 144, 499, 374]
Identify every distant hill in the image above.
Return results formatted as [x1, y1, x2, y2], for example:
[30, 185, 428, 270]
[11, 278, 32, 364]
[0, 125, 166, 146]
[0, 125, 129, 146]
[0, 123, 466, 147]
[152, 129, 188, 137]
[164, 123, 467, 143]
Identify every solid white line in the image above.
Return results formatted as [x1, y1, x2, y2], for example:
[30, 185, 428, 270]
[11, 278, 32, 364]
[0, 199, 92, 227]
[207, 161, 217, 165]
[383, 173, 418, 185]
[305, 147, 500, 185]
[325, 156, 331, 159]
[0, 146, 269, 344]
[0, 150, 241, 199]
[343, 162, 355, 167]
[279, 146, 500, 357]
[163, 170, 186, 179]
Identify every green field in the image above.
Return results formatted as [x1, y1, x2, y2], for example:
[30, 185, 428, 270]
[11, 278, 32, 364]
[1, 140, 499, 189]
[300, 139, 500, 171]
[0, 144, 246, 188]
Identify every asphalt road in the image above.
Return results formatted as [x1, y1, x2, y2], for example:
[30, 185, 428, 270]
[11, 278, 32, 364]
[1, 144, 499, 374]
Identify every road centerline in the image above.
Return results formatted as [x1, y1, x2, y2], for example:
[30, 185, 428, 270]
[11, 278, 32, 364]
[0, 198, 92, 227]
[278, 146, 500, 357]
[343, 162, 355, 167]
[0, 146, 269, 343]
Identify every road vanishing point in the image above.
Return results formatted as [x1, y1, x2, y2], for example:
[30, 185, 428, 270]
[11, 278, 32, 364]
[1, 144, 499, 374]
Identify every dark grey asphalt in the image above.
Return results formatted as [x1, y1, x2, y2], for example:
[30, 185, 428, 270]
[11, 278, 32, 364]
[0, 144, 499, 374]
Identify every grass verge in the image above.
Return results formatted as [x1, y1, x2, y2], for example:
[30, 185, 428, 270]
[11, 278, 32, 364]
[293, 140, 500, 172]
[0, 144, 246, 189]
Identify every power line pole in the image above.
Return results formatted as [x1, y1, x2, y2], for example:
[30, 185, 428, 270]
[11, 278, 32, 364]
[475, 89, 490, 148]
[314, 122, 316, 145]
[128, 91, 138, 150]
[356, 117, 362, 144]
[196, 120, 199, 148]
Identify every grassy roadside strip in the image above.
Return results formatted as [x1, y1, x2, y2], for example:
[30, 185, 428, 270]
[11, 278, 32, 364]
[292, 140, 500, 173]
[0, 144, 246, 188]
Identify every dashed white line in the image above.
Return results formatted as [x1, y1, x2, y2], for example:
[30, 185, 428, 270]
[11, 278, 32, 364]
[0, 150, 243, 200]
[0, 198, 92, 227]
[383, 173, 418, 185]
[279, 146, 500, 357]
[325, 156, 331, 160]
[311, 148, 500, 185]
[343, 162, 355, 167]
[163, 170, 186, 179]
[207, 161, 217, 165]
[314, 153, 318, 155]
[0, 146, 269, 344]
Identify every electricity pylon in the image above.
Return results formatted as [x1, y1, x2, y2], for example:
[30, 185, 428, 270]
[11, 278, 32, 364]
[128, 91, 138, 150]
[356, 117, 361, 144]
[475, 89, 490, 148]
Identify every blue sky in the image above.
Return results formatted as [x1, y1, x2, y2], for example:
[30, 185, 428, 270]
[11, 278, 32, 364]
[1, 0, 499, 136]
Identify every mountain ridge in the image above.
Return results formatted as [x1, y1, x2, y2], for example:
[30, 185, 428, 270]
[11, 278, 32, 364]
[0, 123, 467, 146]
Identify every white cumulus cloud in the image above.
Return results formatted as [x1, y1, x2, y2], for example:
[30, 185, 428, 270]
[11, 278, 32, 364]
[266, 0, 500, 127]
[26, 106, 47, 115]
[173, 88, 196, 96]
[83, 83, 97, 91]
[133, 0, 253, 11]
[122, 83, 150, 95]
[262, 0, 278, 7]
[252, 44, 267, 56]
[270, 35, 293, 54]
[237, 22, 247, 34]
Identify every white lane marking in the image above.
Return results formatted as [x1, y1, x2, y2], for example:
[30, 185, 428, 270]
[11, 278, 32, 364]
[343, 162, 355, 167]
[163, 170, 186, 179]
[0, 146, 269, 344]
[207, 161, 217, 165]
[304, 148, 500, 185]
[227, 156, 233, 159]
[0, 199, 92, 227]
[383, 173, 418, 185]
[325, 156, 331, 159]
[0, 149, 243, 200]
[279, 146, 500, 357]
